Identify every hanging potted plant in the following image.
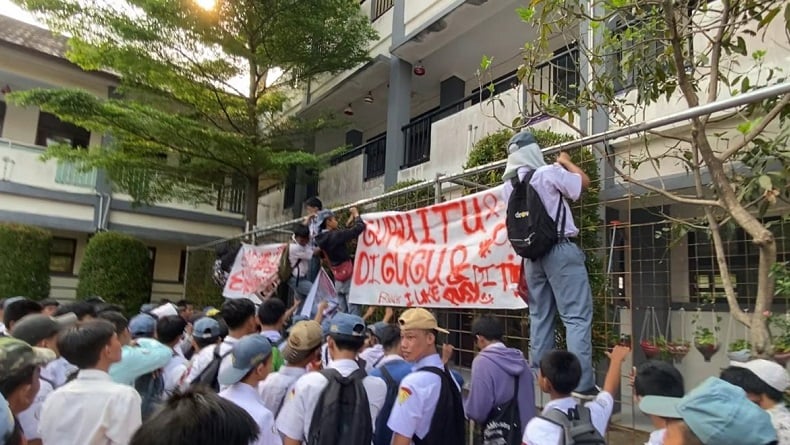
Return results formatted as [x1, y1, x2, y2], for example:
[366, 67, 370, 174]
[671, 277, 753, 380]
[694, 327, 719, 361]
[667, 340, 691, 362]
[727, 339, 752, 362]
[640, 307, 663, 359]
[640, 337, 662, 359]
[768, 312, 790, 365]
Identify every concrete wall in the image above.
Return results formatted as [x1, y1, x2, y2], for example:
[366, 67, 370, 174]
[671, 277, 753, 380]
[403, 0, 456, 37]
[319, 155, 386, 206]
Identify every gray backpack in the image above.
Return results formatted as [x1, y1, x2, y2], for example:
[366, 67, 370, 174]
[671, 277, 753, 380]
[539, 404, 606, 445]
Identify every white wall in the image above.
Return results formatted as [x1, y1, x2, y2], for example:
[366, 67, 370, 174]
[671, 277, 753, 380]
[403, 0, 455, 37]
[319, 155, 385, 206]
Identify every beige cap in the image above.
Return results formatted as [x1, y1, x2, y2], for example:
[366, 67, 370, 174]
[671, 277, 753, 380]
[398, 308, 449, 334]
[283, 320, 323, 363]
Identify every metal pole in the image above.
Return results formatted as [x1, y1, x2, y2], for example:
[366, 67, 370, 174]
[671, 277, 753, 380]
[188, 81, 790, 251]
[434, 173, 443, 205]
[182, 246, 191, 299]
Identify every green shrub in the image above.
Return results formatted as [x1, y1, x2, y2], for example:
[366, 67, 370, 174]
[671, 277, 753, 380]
[184, 249, 224, 309]
[376, 179, 436, 212]
[0, 224, 52, 299]
[77, 231, 152, 314]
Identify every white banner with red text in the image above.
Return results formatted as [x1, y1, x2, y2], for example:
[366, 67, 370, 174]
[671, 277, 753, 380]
[223, 243, 286, 304]
[348, 185, 527, 309]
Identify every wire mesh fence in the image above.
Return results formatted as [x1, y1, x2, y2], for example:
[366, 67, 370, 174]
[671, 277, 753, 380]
[182, 83, 790, 444]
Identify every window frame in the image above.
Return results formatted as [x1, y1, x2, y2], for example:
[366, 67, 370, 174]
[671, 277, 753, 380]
[49, 237, 77, 276]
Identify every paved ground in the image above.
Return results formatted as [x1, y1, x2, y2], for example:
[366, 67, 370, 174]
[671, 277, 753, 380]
[608, 427, 650, 444]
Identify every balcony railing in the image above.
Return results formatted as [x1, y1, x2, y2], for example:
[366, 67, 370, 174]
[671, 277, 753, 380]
[328, 134, 388, 181]
[370, 0, 394, 22]
[524, 45, 580, 116]
[54, 161, 97, 188]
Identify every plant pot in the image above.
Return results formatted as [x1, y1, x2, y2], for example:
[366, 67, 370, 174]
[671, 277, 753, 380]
[727, 349, 751, 362]
[668, 343, 690, 362]
[641, 340, 660, 359]
[774, 351, 790, 366]
[695, 341, 719, 362]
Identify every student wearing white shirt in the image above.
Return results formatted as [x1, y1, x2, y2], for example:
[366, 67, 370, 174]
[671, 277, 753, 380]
[219, 334, 282, 445]
[522, 345, 630, 445]
[97, 311, 172, 386]
[276, 313, 387, 444]
[40, 320, 142, 445]
[217, 299, 259, 391]
[288, 226, 316, 311]
[10, 312, 77, 443]
[259, 320, 322, 416]
[632, 361, 685, 445]
[183, 317, 224, 386]
[155, 316, 189, 395]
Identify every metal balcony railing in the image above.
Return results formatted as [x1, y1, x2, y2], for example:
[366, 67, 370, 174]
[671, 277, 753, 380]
[370, 0, 394, 22]
[54, 161, 97, 188]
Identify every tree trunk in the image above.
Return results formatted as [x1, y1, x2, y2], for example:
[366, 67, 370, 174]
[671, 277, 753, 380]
[750, 311, 773, 357]
[244, 176, 260, 229]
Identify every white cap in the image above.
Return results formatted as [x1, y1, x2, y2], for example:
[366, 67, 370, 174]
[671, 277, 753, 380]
[731, 359, 790, 392]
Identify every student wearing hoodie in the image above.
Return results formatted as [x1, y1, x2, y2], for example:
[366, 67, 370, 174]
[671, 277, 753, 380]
[464, 316, 536, 436]
[314, 206, 366, 316]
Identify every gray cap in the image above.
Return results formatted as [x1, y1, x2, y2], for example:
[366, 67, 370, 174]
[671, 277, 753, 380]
[11, 313, 78, 345]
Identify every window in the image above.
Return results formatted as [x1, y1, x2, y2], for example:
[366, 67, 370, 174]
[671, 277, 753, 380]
[305, 169, 319, 200]
[0, 101, 6, 137]
[402, 108, 438, 168]
[35, 111, 90, 148]
[49, 237, 76, 275]
[523, 46, 580, 116]
[687, 218, 790, 306]
[364, 135, 386, 180]
[283, 168, 296, 209]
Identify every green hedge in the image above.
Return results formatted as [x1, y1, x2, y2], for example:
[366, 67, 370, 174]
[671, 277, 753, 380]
[77, 231, 152, 314]
[0, 224, 52, 299]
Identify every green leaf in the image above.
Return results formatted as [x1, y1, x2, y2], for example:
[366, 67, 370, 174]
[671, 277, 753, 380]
[516, 6, 535, 22]
[759, 175, 773, 191]
[481, 55, 493, 71]
[758, 7, 781, 30]
[737, 120, 754, 134]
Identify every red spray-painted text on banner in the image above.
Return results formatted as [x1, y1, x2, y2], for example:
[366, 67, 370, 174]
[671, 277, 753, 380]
[348, 185, 526, 309]
[223, 243, 286, 303]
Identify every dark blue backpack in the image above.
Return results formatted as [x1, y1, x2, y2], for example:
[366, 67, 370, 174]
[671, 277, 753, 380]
[134, 370, 165, 420]
[373, 365, 400, 445]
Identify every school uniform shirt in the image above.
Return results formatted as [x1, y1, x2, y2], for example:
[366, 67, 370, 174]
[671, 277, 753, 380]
[39, 369, 142, 445]
[217, 336, 242, 392]
[522, 392, 614, 445]
[276, 358, 387, 442]
[162, 350, 189, 395]
[220, 383, 282, 445]
[387, 353, 462, 442]
[261, 331, 287, 352]
[359, 344, 385, 372]
[289, 243, 313, 278]
[768, 403, 790, 445]
[258, 366, 307, 416]
[183, 343, 217, 386]
[49, 356, 77, 387]
[17, 369, 55, 440]
[646, 428, 665, 445]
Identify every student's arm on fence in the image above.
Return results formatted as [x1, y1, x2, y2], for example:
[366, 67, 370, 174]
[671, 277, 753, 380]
[602, 345, 631, 396]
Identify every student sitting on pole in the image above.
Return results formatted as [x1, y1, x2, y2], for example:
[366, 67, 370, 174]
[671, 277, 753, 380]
[502, 130, 596, 396]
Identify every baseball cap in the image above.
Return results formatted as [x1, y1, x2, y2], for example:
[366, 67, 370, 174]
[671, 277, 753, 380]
[11, 312, 78, 346]
[193, 317, 222, 340]
[0, 393, 13, 442]
[283, 320, 322, 363]
[0, 337, 56, 375]
[327, 313, 366, 337]
[367, 321, 388, 341]
[730, 359, 790, 392]
[288, 315, 310, 333]
[398, 308, 449, 334]
[2, 297, 26, 310]
[140, 303, 157, 314]
[639, 377, 776, 445]
[218, 334, 273, 386]
[129, 313, 157, 338]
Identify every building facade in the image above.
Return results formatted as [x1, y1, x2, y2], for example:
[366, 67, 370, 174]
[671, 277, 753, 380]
[0, 15, 245, 301]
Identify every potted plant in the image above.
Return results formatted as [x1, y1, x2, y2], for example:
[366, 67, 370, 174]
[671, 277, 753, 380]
[667, 340, 691, 362]
[694, 327, 719, 361]
[641, 335, 665, 359]
[727, 339, 752, 362]
[768, 312, 790, 365]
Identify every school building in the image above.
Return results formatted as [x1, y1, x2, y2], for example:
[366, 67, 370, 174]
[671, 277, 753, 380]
[251, 0, 790, 431]
[0, 15, 245, 302]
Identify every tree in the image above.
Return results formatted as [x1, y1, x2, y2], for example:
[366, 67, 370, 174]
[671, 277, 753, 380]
[0, 224, 52, 299]
[503, 0, 790, 355]
[77, 231, 152, 314]
[10, 0, 377, 226]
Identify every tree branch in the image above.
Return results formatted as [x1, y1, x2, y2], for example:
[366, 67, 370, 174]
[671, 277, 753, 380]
[719, 93, 790, 160]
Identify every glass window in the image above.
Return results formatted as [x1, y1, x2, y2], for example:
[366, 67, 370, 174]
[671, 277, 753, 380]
[49, 237, 76, 274]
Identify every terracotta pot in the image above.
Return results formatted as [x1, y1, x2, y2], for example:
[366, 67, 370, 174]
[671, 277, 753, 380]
[695, 341, 719, 362]
[727, 349, 751, 363]
[641, 340, 660, 359]
[774, 351, 790, 366]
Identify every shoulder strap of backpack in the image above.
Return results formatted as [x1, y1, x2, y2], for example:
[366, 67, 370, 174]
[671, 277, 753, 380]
[380, 365, 396, 388]
[571, 404, 599, 437]
[539, 408, 574, 445]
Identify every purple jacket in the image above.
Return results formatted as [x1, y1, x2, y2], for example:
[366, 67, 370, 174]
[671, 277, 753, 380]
[463, 343, 536, 433]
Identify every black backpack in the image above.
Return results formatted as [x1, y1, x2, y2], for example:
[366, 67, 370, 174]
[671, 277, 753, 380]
[134, 370, 165, 420]
[540, 404, 606, 445]
[413, 367, 465, 445]
[190, 345, 232, 392]
[373, 365, 400, 445]
[482, 375, 521, 445]
[506, 170, 567, 260]
[308, 368, 372, 445]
